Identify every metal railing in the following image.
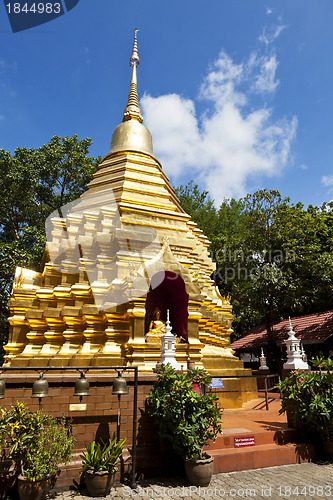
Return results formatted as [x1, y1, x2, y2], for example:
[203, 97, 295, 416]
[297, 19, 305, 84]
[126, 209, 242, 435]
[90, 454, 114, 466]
[256, 373, 281, 410]
[208, 373, 281, 411]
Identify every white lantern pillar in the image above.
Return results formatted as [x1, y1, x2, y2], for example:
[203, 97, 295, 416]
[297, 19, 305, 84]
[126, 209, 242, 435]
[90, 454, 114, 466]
[156, 310, 182, 371]
[259, 347, 269, 370]
[283, 318, 309, 370]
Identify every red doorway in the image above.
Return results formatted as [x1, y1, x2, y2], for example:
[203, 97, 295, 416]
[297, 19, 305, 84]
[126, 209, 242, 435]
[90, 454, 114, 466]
[145, 271, 188, 341]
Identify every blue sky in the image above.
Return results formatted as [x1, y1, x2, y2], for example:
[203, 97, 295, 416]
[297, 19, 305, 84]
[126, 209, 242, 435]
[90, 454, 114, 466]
[1, 0, 333, 207]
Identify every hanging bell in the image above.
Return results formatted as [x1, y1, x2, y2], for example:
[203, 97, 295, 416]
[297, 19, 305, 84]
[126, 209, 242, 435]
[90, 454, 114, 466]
[112, 371, 128, 395]
[31, 372, 49, 398]
[0, 378, 5, 399]
[74, 372, 90, 397]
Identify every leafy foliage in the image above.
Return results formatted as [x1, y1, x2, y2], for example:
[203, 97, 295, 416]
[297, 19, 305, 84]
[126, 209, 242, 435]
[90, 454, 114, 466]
[4, 401, 45, 459]
[177, 183, 333, 347]
[80, 434, 126, 473]
[174, 181, 218, 240]
[147, 364, 223, 461]
[23, 415, 74, 482]
[0, 135, 101, 363]
[0, 402, 75, 481]
[278, 358, 333, 441]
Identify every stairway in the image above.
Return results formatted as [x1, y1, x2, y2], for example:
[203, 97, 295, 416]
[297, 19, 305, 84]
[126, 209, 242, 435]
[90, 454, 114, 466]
[205, 428, 315, 473]
[204, 397, 316, 473]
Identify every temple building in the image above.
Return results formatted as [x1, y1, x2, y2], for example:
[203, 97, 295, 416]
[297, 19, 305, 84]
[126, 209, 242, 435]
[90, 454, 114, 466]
[4, 32, 256, 406]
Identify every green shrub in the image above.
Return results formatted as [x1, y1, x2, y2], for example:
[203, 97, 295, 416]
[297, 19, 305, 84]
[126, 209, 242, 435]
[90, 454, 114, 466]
[147, 364, 223, 461]
[23, 414, 75, 482]
[278, 357, 333, 441]
[0, 402, 75, 481]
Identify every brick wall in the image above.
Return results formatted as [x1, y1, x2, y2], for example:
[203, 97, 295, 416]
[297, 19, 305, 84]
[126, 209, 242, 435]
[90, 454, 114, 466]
[0, 372, 166, 488]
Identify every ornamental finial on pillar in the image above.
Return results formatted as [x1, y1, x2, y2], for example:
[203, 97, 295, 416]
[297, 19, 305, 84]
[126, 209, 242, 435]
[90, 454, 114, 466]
[123, 29, 143, 123]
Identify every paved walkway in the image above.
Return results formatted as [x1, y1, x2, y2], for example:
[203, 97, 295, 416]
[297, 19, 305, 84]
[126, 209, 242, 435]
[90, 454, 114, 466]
[49, 461, 333, 500]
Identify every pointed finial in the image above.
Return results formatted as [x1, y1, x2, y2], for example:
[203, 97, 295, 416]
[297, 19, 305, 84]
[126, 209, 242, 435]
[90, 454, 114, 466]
[130, 29, 140, 66]
[123, 29, 143, 123]
[287, 316, 297, 340]
[289, 317, 293, 332]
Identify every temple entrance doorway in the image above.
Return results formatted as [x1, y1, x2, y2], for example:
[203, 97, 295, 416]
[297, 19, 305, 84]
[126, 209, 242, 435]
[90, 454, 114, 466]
[145, 271, 189, 342]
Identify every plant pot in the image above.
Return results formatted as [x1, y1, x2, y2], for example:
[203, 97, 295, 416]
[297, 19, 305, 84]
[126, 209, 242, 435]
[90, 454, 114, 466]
[84, 469, 114, 497]
[184, 455, 214, 487]
[17, 475, 51, 500]
[323, 441, 333, 459]
[0, 459, 19, 499]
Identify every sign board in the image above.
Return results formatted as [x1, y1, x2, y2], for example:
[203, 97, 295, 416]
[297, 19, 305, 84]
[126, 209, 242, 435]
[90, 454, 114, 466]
[209, 378, 224, 388]
[69, 403, 87, 412]
[234, 436, 255, 448]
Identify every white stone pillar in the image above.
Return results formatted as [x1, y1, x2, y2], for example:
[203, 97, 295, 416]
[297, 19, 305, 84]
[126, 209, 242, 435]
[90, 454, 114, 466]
[283, 318, 310, 370]
[156, 310, 182, 370]
[259, 347, 269, 370]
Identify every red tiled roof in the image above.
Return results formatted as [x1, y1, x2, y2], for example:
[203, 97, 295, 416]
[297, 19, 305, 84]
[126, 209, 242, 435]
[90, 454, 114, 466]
[231, 310, 333, 351]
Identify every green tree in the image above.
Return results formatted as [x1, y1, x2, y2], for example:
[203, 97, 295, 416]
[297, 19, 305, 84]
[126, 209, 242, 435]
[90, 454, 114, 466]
[0, 135, 101, 361]
[176, 183, 333, 369]
[174, 181, 218, 240]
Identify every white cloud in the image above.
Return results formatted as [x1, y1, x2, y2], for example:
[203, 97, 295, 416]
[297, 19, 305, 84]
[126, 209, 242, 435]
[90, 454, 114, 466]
[141, 93, 200, 177]
[141, 38, 297, 205]
[250, 54, 279, 93]
[321, 175, 333, 187]
[258, 24, 286, 47]
[200, 51, 245, 106]
[0, 114, 4, 121]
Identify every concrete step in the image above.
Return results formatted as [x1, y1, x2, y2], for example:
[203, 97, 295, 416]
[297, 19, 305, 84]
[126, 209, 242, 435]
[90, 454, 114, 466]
[210, 442, 316, 473]
[205, 428, 299, 451]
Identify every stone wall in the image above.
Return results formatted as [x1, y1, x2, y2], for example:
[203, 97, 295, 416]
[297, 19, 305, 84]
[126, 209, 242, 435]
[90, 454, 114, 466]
[0, 372, 161, 489]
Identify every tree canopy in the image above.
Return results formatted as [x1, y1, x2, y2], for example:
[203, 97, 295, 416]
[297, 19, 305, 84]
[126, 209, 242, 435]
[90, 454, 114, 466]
[0, 135, 101, 357]
[177, 183, 333, 349]
[175, 181, 218, 240]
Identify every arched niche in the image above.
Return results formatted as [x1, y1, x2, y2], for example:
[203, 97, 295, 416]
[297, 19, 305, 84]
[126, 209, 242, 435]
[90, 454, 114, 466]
[145, 271, 189, 341]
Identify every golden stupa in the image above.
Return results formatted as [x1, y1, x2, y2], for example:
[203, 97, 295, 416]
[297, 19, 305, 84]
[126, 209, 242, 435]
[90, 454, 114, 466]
[4, 32, 256, 405]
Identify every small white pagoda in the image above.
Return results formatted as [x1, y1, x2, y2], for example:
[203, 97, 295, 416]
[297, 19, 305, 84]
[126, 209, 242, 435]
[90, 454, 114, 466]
[283, 318, 310, 370]
[156, 310, 182, 371]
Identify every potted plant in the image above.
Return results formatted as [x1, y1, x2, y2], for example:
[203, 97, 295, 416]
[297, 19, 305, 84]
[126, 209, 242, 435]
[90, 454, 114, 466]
[3, 402, 75, 500]
[147, 364, 223, 486]
[1, 402, 44, 499]
[0, 407, 18, 500]
[80, 434, 126, 497]
[278, 357, 333, 457]
[18, 413, 75, 500]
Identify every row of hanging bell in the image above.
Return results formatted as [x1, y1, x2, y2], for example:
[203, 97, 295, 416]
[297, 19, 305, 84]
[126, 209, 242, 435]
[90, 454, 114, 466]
[0, 371, 128, 399]
[72, 371, 128, 397]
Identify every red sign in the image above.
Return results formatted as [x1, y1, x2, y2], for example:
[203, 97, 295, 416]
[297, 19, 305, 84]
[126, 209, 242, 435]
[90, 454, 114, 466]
[234, 436, 255, 448]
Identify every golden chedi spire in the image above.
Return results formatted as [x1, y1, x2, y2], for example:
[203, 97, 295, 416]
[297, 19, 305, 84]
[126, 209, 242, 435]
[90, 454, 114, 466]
[123, 29, 143, 123]
[109, 29, 153, 156]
